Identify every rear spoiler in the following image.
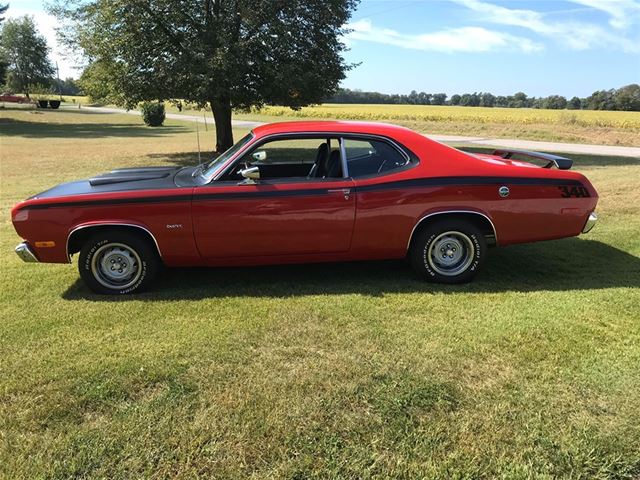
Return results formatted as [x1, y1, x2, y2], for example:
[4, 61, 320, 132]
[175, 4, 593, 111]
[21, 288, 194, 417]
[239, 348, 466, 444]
[493, 149, 573, 170]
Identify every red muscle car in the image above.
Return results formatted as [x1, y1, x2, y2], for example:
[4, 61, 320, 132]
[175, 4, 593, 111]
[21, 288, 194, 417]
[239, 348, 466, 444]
[12, 121, 598, 294]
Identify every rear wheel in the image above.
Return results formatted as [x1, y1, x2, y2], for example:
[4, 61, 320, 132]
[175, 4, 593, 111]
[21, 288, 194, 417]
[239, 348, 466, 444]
[410, 219, 487, 284]
[78, 230, 160, 294]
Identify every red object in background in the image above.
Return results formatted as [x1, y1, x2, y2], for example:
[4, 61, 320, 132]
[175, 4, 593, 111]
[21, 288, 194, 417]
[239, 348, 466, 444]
[11, 121, 598, 294]
[0, 93, 31, 104]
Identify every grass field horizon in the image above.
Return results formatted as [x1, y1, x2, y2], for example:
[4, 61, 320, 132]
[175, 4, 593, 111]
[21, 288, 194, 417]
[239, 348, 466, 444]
[1, 108, 639, 478]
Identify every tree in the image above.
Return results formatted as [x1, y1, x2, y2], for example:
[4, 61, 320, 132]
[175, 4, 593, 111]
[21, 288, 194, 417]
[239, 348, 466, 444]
[0, 3, 8, 83]
[567, 96, 582, 110]
[52, 0, 358, 151]
[450, 94, 461, 105]
[77, 60, 118, 102]
[1, 16, 54, 96]
[459, 92, 480, 107]
[52, 76, 81, 95]
[431, 93, 447, 105]
[614, 84, 640, 111]
[480, 92, 495, 107]
[495, 95, 508, 107]
[510, 92, 529, 108]
[541, 95, 567, 109]
[585, 89, 616, 110]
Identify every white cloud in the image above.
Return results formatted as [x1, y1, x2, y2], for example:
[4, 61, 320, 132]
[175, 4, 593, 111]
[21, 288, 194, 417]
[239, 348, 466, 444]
[5, 8, 79, 79]
[347, 19, 543, 53]
[568, 0, 640, 29]
[452, 0, 640, 53]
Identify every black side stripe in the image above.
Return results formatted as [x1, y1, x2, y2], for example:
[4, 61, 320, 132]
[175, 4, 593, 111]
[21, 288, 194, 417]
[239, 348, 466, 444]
[21, 176, 584, 210]
[357, 176, 583, 192]
[24, 194, 194, 210]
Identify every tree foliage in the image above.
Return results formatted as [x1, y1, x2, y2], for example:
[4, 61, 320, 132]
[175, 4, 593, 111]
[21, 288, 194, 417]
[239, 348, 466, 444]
[51, 76, 81, 96]
[77, 60, 120, 103]
[0, 3, 8, 83]
[52, 0, 358, 151]
[1, 15, 54, 96]
[326, 86, 640, 111]
[141, 102, 166, 127]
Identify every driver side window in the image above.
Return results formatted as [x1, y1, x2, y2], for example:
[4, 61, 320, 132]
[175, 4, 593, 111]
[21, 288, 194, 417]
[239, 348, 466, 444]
[226, 137, 343, 181]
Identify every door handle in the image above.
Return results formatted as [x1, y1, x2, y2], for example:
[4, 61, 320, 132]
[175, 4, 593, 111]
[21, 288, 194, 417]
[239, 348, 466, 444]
[328, 188, 351, 200]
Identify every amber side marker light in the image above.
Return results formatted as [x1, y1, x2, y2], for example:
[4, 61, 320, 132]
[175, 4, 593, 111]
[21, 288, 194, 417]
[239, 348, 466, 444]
[34, 241, 56, 248]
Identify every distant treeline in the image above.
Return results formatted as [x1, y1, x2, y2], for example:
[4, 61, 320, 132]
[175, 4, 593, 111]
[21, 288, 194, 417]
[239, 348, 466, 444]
[52, 77, 82, 96]
[328, 84, 640, 111]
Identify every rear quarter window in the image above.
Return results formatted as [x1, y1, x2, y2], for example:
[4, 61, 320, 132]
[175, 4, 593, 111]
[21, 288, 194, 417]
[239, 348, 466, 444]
[344, 138, 411, 178]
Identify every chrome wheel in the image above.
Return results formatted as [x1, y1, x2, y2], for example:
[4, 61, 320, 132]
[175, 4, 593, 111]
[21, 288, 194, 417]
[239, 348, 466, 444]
[91, 242, 142, 290]
[427, 231, 475, 277]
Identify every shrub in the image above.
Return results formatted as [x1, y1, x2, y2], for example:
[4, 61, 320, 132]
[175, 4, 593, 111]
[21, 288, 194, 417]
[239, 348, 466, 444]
[141, 102, 165, 126]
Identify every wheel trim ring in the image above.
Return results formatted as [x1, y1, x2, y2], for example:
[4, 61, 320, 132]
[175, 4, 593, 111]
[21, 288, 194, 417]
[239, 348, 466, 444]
[91, 243, 142, 290]
[426, 231, 475, 276]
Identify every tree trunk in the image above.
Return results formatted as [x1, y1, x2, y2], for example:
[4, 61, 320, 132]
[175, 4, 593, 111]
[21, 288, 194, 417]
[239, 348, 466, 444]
[210, 97, 234, 152]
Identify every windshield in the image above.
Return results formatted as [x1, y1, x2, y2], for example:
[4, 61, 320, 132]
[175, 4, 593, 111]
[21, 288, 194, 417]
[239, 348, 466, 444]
[201, 132, 254, 181]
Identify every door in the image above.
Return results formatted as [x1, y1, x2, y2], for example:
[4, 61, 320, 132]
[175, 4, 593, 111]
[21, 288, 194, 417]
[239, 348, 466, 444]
[192, 136, 356, 259]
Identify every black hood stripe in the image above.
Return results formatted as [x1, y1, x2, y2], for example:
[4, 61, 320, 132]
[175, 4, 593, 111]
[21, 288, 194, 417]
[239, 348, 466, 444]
[21, 176, 584, 210]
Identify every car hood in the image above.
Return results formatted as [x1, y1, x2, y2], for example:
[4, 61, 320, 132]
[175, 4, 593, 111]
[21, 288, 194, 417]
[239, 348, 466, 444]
[30, 166, 196, 200]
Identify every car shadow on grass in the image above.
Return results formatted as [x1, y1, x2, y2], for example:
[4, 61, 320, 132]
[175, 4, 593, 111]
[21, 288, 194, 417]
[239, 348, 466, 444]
[0, 117, 187, 138]
[62, 238, 640, 301]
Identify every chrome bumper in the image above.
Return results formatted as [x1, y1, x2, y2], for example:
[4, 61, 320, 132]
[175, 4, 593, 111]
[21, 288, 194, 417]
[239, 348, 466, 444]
[582, 212, 598, 234]
[15, 242, 38, 262]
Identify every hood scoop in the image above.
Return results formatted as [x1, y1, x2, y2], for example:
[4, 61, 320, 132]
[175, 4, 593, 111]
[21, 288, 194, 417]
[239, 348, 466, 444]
[89, 167, 176, 186]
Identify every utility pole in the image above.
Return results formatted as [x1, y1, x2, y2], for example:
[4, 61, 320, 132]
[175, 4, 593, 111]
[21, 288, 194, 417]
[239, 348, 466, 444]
[56, 62, 62, 100]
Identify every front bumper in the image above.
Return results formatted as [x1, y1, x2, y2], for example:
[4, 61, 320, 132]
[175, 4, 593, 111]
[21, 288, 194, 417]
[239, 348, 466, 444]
[15, 242, 39, 262]
[582, 212, 598, 234]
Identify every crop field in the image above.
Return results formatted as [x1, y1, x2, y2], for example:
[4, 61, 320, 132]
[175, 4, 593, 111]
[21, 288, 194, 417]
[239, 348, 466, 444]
[248, 104, 640, 129]
[1, 107, 640, 479]
[234, 104, 640, 147]
[27, 96, 640, 146]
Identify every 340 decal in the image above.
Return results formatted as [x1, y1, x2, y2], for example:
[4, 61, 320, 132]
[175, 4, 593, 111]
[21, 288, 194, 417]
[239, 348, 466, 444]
[558, 186, 590, 198]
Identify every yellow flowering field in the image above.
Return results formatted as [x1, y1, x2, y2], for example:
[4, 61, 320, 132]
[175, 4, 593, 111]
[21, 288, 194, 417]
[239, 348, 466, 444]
[252, 104, 640, 130]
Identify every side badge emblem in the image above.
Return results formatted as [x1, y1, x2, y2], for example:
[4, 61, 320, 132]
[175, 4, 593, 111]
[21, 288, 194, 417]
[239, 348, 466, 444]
[498, 186, 510, 198]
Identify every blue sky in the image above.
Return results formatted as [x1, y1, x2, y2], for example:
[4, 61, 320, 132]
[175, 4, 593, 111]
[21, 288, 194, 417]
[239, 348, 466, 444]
[8, 0, 640, 97]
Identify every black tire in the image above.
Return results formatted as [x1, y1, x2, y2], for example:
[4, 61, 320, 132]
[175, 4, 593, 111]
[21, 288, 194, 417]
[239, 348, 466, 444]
[409, 219, 487, 284]
[78, 230, 161, 294]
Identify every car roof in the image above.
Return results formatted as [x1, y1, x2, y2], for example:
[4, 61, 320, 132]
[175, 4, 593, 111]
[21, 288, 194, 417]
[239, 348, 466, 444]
[251, 120, 416, 138]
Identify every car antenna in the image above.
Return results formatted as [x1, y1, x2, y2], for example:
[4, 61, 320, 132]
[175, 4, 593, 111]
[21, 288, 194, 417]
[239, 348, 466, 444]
[196, 116, 202, 165]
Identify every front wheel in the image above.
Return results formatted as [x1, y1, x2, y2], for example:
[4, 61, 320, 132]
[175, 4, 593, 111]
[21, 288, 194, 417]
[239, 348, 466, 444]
[78, 230, 161, 294]
[409, 219, 487, 284]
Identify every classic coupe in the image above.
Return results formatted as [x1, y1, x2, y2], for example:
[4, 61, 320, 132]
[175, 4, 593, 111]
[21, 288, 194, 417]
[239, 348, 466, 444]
[12, 121, 598, 294]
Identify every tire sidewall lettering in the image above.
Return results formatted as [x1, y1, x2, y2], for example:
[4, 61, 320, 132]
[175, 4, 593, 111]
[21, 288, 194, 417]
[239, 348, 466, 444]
[84, 239, 109, 272]
[469, 233, 481, 272]
[422, 232, 438, 277]
[84, 239, 145, 294]
[422, 230, 481, 278]
[119, 261, 147, 294]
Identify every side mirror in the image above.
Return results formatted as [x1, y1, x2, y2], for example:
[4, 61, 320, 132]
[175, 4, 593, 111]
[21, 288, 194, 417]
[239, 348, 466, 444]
[239, 165, 260, 184]
[252, 150, 267, 162]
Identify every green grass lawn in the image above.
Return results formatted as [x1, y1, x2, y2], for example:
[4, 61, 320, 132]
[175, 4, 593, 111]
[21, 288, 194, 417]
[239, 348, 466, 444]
[1, 107, 639, 479]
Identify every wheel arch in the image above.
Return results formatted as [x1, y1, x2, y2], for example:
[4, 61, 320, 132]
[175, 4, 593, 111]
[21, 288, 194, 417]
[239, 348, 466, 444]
[407, 210, 498, 252]
[66, 223, 162, 262]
